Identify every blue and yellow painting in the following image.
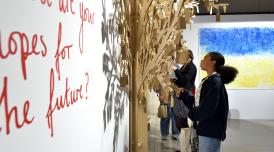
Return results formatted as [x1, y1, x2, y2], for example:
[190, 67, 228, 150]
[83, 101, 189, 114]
[199, 27, 274, 89]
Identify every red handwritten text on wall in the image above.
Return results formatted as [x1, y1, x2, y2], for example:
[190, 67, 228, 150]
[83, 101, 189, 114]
[54, 22, 73, 80]
[46, 69, 85, 137]
[0, 31, 47, 80]
[79, 2, 95, 54]
[59, 0, 75, 14]
[0, 0, 96, 137]
[0, 77, 34, 135]
[40, 0, 52, 7]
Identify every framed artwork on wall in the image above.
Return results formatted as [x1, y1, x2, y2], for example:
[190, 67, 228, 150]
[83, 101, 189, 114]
[199, 27, 274, 89]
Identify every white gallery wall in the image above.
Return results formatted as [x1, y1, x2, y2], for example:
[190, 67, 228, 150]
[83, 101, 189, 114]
[183, 14, 274, 120]
[0, 0, 129, 152]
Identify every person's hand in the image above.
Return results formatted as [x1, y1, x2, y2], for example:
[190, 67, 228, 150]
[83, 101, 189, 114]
[169, 77, 175, 82]
[172, 65, 177, 71]
[175, 90, 180, 97]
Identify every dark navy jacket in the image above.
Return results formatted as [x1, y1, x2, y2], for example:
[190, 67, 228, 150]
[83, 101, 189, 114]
[174, 61, 197, 90]
[173, 61, 197, 109]
[190, 74, 229, 141]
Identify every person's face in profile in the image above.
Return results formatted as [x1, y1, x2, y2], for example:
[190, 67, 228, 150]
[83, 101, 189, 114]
[181, 50, 190, 64]
[200, 53, 215, 71]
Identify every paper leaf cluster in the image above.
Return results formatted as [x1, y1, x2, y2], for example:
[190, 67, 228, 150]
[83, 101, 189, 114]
[134, 0, 229, 103]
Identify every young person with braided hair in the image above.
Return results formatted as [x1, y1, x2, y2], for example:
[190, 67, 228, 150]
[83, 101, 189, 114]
[189, 51, 238, 152]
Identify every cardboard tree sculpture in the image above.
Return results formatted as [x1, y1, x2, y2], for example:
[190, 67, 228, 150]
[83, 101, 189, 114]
[115, 0, 229, 110]
[113, 0, 229, 150]
[130, 0, 229, 109]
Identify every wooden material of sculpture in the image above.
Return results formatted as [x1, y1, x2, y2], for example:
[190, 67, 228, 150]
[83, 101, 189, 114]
[116, 0, 229, 151]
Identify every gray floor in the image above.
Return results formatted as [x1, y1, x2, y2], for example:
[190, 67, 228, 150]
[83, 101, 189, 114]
[148, 115, 274, 152]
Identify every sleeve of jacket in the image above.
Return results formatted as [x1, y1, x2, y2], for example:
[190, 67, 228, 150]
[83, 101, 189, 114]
[174, 63, 196, 87]
[191, 77, 221, 121]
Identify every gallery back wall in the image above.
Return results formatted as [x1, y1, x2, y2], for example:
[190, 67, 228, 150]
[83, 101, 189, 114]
[183, 14, 274, 120]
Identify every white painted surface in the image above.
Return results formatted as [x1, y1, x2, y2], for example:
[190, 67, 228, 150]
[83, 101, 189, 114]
[0, 0, 128, 151]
